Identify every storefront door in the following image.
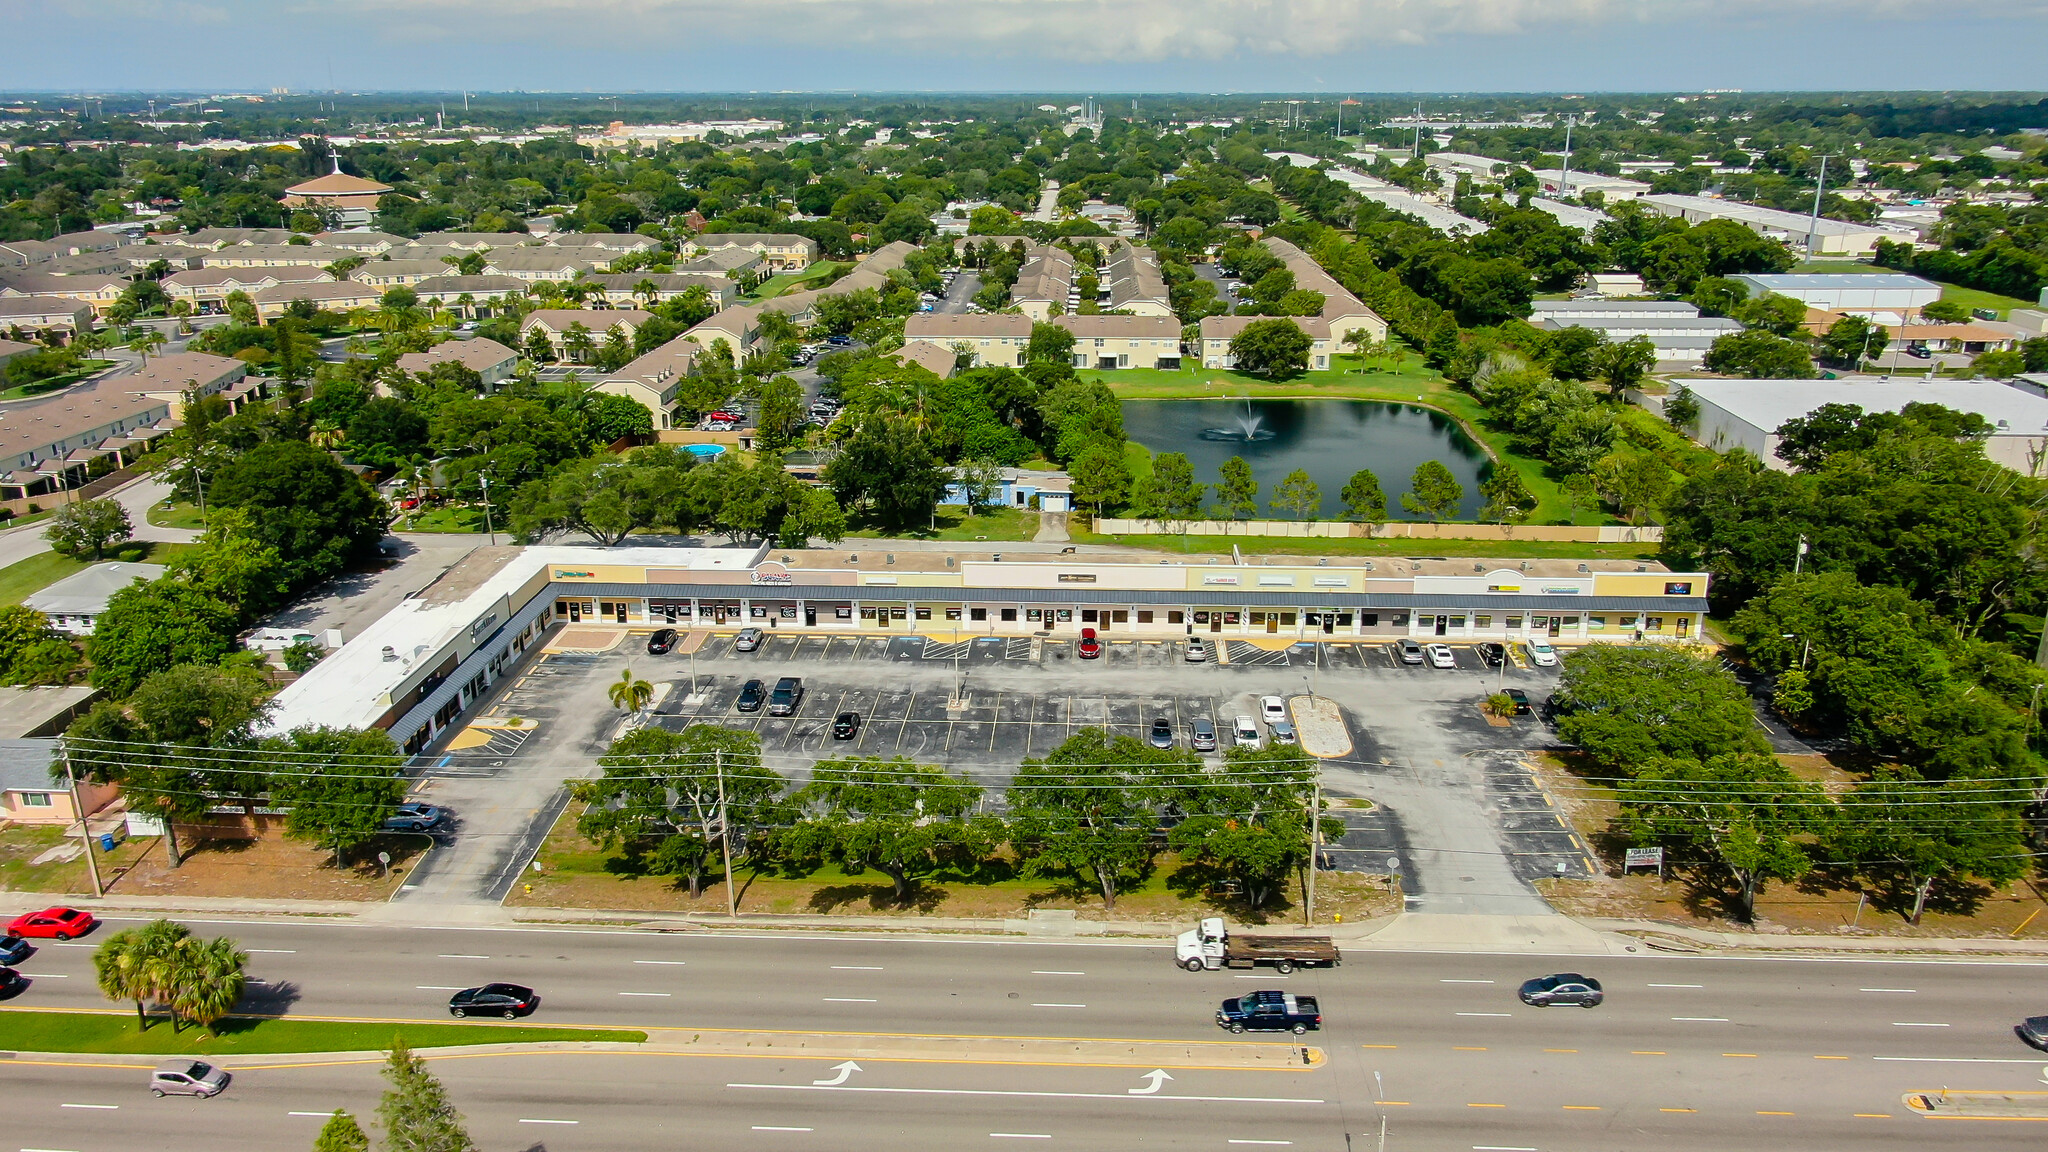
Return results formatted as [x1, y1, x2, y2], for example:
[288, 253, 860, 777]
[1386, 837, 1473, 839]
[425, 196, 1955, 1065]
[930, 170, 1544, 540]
[1265, 615, 1278, 634]
[1209, 613, 1222, 633]
[567, 602, 581, 623]
[1434, 615, 1447, 636]
[1548, 618, 1561, 637]
[805, 607, 817, 626]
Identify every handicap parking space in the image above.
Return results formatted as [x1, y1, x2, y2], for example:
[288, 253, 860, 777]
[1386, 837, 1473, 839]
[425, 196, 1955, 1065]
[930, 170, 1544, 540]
[922, 639, 973, 662]
[887, 635, 928, 660]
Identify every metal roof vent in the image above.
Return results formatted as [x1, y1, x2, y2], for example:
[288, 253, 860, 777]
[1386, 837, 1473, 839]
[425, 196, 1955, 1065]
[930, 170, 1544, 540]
[381, 646, 397, 661]
[1577, 563, 1590, 573]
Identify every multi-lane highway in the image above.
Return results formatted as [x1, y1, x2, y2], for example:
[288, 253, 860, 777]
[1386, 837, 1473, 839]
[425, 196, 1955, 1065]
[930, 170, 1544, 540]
[2, 916, 2044, 1150]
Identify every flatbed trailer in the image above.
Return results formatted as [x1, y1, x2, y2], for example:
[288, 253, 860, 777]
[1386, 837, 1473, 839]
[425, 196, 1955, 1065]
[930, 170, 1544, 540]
[1177, 917, 1340, 974]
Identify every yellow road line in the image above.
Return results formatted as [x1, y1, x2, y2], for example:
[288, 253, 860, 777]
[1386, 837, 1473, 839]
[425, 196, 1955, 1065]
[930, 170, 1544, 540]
[1659, 1108, 1696, 1113]
[233, 1049, 1317, 1073]
[1453, 1046, 1488, 1051]
[1562, 1105, 1601, 1111]
[1814, 1055, 1850, 1060]
[1361, 1044, 1398, 1049]
[1542, 1048, 1578, 1053]
[1374, 1101, 1409, 1106]
[1855, 1113, 1893, 1119]
[1467, 1103, 1506, 1108]
[1722, 1052, 1758, 1058]
[1757, 1111, 1795, 1116]
[1632, 1050, 1666, 1056]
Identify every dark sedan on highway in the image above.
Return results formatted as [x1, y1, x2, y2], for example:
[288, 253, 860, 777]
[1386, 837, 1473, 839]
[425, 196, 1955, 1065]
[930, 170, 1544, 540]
[449, 983, 539, 1019]
[1520, 973, 1604, 1007]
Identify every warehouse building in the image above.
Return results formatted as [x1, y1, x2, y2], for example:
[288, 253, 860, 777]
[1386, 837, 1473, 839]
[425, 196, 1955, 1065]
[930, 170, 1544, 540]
[1729, 273, 1942, 314]
[1681, 377, 2048, 474]
[1636, 195, 1901, 257]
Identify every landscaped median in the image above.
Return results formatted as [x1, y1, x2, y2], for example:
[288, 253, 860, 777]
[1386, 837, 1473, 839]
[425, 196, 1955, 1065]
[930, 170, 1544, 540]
[0, 1008, 645, 1056]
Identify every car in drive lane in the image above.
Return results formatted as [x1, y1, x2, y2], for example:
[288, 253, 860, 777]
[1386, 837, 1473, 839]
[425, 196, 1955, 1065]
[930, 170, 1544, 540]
[449, 983, 539, 1019]
[1216, 989, 1321, 1034]
[151, 1060, 230, 1098]
[0, 936, 34, 965]
[2019, 1015, 2048, 1051]
[381, 802, 449, 832]
[1520, 973, 1604, 1007]
[6, 907, 95, 940]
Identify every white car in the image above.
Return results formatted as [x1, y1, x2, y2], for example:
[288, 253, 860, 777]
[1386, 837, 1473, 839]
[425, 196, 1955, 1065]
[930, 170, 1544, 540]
[1525, 639, 1558, 667]
[1232, 715, 1262, 749]
[1425, 644, 1456, 669]
[1184, 638, 1208, 663]
[1260, 695, 1287, 725]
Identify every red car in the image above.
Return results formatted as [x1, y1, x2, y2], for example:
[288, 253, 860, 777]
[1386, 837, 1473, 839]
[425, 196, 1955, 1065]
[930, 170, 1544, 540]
[7, 907, 96, 940]
[1078, 627, 1101, 659]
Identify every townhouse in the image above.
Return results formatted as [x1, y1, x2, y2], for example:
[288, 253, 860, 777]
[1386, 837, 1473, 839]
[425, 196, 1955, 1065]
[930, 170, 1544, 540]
[408, 275, 529, 316]
[1008, 245, 1075, 320]
[252, 280, 383, 319]
[201, 244, 341, 270]
[686, 233, 817, 273]
[394, 337, 520, 391]
[0, 295, 98, 339]
[483, 252, 596, 283]
[352, 259, 465, 288]
[1101, 241, 1175, 316]
[579, 273, 735, 309]
[902, 313, 1032, 368]
[162, 266, 334, 310]
[1260, 237, 1389, 347]
[1199, 314, 1336, 370]
[1053, 313, 1183, 369]
[521, 309, 652, 358]
[596, 336, 699, 430]
[0, 273, 129, 318]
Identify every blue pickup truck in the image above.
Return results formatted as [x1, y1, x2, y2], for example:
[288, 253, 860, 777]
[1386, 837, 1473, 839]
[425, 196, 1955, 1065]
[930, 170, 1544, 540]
[1217, 989, 1322, 1034]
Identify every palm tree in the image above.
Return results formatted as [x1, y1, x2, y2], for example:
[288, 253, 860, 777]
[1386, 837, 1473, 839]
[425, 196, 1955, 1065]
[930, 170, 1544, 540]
[92, 919, 191, 1031]
[559, 280, 594, 306]
[632, 278, 661, 308]
[608, 667, 653, 712]
[127, 329, 166, 365]
[170, 935, 248, 1033]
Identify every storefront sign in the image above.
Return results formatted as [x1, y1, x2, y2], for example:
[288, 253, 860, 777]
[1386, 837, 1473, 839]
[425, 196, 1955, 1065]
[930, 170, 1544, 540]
[1663, 581, 1694, 595]
[1057, 573, 1097, 583]
[554, 570, 594, 579]
[1486, 583, 1522, 593]
[751, 570, 793, 585]
[1540, 585, 1583, 595]
[1201, 574, 1240, 586]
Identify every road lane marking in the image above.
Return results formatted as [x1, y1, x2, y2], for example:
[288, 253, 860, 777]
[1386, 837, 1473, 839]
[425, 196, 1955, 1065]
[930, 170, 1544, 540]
[289, 1112, 337, 1116]
[1633, 1051, 1666, 1056]
[1032, 971, 1084, 976]
[618, 992, 672, 997]
[1815, 1055, 1850, 1060]
[822, 998, 877, 1003]
[729, 1084, 1326, 1105]
[1659, 1108, 1696, 1113]
[438, 954, 489, 959]
[518, 1119, 578, 1125]
[753, 1127, 814, 1132]
[17, 974, 67, 978]
[1228, 1142, 1293, 1146]
[832, 966, 885, 970]
[1453, 1046, 1488, 1051]
[1562, 1105, 1600, 1110]
[1361, 1045, 1398, 1049]
[633, 960, 688, 966]
[1757, 1111, 1794, 1116]
[1234, 974, 1284, 979]
[1856, 1113, 1893, 1118]
[1723, 1053, 1758, 1058]
[246, 949, 296, 954]
[58, 1104, 116, 1110]
[1472, 1146, 1535, 1150]
[1033, 1003, 1086, 1008]
[1467, 1103, 1506, 1108]
[1648, 983, 1702, 988]
[1455, 1012, 1511, 1017]
[1374, 1101, 1409, 1106]
[1440, 979, 1495, 984]
[1543, 1048, 1577, 1053]
[22, 1147, 82, 1151]
[1875, 1056, 2042, 1063]
[990, 1135, 1051, 1140]
[1890, 1022, 1949, 1027]
[1860, 988, 1915, 993]
[1671, 1017, 1727, 1022]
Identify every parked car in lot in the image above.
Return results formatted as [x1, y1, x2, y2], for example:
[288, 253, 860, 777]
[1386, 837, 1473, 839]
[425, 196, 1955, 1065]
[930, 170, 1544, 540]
[768, 676, 805, 716]
[1269, 719, 1297, 744]
[1397, 638, 1425, 665]
[1260, 696, 1287, 725]
[151, 1060, 230, 1098]
[1519, 973, 1603, 1007]
[1184, 638, 1208, 663]
[1148, 717, 1174, 749]
[832, 711, 861, 740]
[382, 802, 449, 832]
[646, 627, 678, 655]
[1477, 642, 1506, 668]
[1216, 989, 1321, 1034]
[6, 907, 95, 940]
[736, 679, 766, 712]
[1523, 639, 1557, 667]
[449, 982, 539, 1019]
[1078, 627, 1101, 659]
[1190, 718, 1218, 751]
[1503, 688, 1532, 714]
[1232, 715, 1261, 749]
[733, 627, 764, 652]
[1426, 643, 1456, 669]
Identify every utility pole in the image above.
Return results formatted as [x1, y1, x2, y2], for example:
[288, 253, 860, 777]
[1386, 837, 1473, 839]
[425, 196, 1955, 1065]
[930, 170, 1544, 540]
[1792, 533, 1808, 575]
[717, 751, 737, 919]
[479, 474, 495, 545]
[1807, 153, 1836, 258]
[62, 746, 103, 899]
[1558, 114, 1578, 198]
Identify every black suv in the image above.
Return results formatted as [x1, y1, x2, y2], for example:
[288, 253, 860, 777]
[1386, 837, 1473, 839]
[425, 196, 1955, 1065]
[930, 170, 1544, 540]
[768, 676, 804, 716]
[736, 679, 766, 712]
[1477, 642, 1506, 668]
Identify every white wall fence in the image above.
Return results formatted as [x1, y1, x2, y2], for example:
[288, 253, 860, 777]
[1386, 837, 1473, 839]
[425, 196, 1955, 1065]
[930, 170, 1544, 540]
[1092, 518, 1663, 544]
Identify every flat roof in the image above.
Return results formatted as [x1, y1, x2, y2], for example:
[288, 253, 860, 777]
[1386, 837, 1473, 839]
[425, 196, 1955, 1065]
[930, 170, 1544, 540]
[1732, 273, 1939, 291]
[1681, 377, 2048, 437]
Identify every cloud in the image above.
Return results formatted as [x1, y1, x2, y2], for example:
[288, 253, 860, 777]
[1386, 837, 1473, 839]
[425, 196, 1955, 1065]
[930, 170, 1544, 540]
[317, 0, 2041, 63]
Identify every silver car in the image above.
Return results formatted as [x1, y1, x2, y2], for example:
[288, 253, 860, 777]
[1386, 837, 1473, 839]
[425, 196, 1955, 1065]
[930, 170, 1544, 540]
[1190, 718, 1218, 752]
[733, 627, 764, 652]
[152, 1060, 230, 1098]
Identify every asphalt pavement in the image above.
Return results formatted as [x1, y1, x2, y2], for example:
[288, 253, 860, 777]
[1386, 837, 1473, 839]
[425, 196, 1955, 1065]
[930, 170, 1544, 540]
[2, 917, 2043, 1151]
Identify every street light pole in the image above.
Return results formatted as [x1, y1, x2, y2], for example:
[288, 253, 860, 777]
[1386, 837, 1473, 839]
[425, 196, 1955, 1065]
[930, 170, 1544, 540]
[479, 474, 495, 546]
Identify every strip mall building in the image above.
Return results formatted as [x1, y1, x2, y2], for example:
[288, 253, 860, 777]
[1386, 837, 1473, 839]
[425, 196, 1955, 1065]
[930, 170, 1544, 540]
[267, 545, 1708, 755]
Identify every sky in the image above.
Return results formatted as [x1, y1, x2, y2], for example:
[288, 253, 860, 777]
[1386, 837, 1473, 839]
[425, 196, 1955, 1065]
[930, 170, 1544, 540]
[5, 0, 2045, 94]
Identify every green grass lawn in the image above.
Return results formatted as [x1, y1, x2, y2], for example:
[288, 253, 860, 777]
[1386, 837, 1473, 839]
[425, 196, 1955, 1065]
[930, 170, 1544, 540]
[747, 261, 853, 301]
[392, 505, 489, 533]
[847, 505, 1039, 542]
[147, 500, 207, 531]
[0, 1010, 645, 1056]
[0, 541, 196, 607]
[1086, 356, 1620, 527]
[0, 360, 117, 402]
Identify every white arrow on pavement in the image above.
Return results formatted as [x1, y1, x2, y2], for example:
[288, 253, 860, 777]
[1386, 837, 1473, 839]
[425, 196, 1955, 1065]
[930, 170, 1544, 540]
[812, 1061, 863, 1087]
[1127, 1069, 1174, 1095]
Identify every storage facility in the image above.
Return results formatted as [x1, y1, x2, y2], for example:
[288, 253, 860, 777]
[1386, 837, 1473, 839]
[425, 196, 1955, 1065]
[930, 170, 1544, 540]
[1680, 377, 2048, 474]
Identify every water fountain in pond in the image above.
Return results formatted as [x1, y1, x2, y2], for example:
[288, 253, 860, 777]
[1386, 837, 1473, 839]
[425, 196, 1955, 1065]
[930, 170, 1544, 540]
[1199, 396, 1276, 442]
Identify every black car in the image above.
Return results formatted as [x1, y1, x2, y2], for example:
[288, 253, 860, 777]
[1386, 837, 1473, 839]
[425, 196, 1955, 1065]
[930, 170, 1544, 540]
[2019, 1016, 2048, 1051]
[1148, 717, 1174, 749]
[736, 679, 766, 712]
[1477, 642, 1506, 668]
[449, 982, 538, 1019]
[1519, 973, 1603, 1007]
[0, 936, 31, 965]
[382, 802, 449, 832]
[832, 711, 861, 740]
[1503, 687, 1531, 715]
[0, 966, 23, 994]
[646, 627, 678, 655]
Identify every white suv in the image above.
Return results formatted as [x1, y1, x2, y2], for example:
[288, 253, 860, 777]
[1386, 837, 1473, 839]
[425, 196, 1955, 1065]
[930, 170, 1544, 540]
[1232, 715, 1262, 749]
[1525, 639, 1558, 667]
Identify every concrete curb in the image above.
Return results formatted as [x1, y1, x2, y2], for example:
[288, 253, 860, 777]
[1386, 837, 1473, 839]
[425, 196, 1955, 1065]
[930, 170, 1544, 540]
[1, 1040, 648, 1069]
[1581, 917, 2048, 958]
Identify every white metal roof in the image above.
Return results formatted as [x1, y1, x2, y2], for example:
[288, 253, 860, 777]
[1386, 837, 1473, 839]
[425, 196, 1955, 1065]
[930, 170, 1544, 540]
[1681, 377, 2048, 439]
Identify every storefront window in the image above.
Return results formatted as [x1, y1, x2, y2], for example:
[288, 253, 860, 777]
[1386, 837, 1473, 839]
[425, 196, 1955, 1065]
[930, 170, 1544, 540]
[970, 608, 987, 621]
[1055, 609, 1072, 622]
[1081, 609, 1098, 623]
[1362, 613, 1378, 627]
[1111, 610, 1128, 624]
[915, 607, 932, 620]
[1646, 616, 1664, 631]
[1025, 608, 1041, 621]
[1224, 612, 1240, 624]
[1193, 611, 1210, 624]
[1168, 611, 1184, 624]
[889, 607, 907, 620]
[1391, 613, 1409, 626]
[1506, 615, 1522, 629]
[859, 607, 877, 620]
[779, 606, 797, 618]
[750, 605, 767, 618]
[1280, 613, 1296, 626]
[835, 607, 853, 620]
[1589, 616, 1607, 630]
[1336, 613, 1353, 626]
[945, 608, 961, 621]
[1475, 615, 1491, 629]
